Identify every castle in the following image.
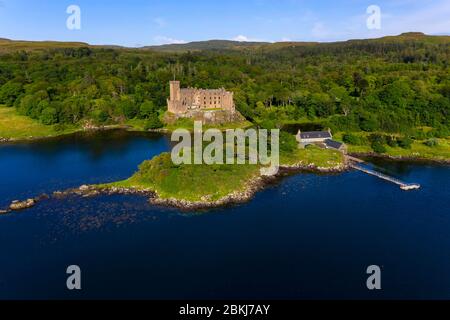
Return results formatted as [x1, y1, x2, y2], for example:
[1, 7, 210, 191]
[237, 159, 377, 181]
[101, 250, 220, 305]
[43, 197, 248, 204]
[166, 81, 242, 125]
[167, 81, 235, 115]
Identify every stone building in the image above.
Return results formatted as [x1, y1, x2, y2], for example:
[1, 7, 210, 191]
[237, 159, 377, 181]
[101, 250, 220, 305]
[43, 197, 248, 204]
[166, 81, 242, 125]
[167, 81, 235, 115]
[296, 130, 347, 153]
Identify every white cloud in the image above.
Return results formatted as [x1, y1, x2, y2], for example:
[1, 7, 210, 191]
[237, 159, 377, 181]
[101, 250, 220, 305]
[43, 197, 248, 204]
[233, 35, 250, 42]
[232, 35, 263, 42]
[153, 36, 186, 45]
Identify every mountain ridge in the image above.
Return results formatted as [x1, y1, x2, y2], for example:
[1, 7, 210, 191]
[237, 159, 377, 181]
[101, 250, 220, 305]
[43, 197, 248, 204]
[0, 33, 449, 53]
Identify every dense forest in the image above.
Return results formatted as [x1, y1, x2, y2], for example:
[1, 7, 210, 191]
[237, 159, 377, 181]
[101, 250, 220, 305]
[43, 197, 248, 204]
[0, 33, 449, 138]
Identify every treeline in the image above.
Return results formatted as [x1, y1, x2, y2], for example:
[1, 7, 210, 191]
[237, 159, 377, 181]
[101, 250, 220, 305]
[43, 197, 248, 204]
[0, 37, 449, 136]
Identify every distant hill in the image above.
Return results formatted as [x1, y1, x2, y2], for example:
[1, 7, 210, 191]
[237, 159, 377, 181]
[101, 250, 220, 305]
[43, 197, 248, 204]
[142, 33, 450, 53]
[0, 38, 91, 53]
[142, 40, 269, 52]
[0, 33, 449, 54]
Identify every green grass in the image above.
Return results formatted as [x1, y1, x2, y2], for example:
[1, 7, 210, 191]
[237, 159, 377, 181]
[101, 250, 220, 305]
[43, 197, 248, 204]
[102, 142, 345, 202]
[124, 118, 150, 131]
[334, 131, 450, 161]
[280, 145, 344, 168]
[383, 139, 450, 160]
[0, 106, 78, 140]
[103, 153, 261, 202]
[0, 39, 91, 54]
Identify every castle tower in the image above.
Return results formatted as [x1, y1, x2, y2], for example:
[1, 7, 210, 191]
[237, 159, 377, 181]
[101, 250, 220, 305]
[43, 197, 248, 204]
[170, 81, 180, 102]
[168, 81, 186, 114]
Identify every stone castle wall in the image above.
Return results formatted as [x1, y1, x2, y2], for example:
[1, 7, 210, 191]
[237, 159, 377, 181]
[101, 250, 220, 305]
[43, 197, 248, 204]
[167, 81, 235, 115]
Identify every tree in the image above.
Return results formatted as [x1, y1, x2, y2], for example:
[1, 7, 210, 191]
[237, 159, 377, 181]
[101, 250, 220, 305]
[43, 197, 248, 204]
[398, 137, 413, 149]
[40, 107, 58, 125]
[91, 109, 109, 123]
[279, 132, 298, 154]
[139, 101, 156, 119]
[144, 113, 163, 130]
[120, 96, 138, 119]
[0, 81, 23, 106]
[360, 116, 378, 132]
[372, 141, 387, 154]
[343, 133, 363, 145]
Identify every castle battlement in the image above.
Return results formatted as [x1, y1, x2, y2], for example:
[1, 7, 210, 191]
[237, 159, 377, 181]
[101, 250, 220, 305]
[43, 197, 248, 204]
[167, 81, 235, 115]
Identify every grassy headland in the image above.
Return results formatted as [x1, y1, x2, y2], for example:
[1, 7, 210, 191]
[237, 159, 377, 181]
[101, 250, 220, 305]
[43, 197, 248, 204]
[0, 106, 78, 140]
[104, 153, 262, 202]
[98, 141, 345, 205]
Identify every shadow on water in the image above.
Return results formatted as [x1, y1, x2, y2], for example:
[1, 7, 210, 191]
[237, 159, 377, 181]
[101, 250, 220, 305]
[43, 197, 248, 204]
[0, 129, 171, 208]
[1, 130, 170, 161]
[362, 155, 448, 178]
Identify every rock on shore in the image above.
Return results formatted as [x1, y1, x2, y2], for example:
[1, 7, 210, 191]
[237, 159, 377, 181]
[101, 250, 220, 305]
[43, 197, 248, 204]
[6, 194, 49, 212]
[150, 175, 272, 210]
[56, 162, 349, 211]
[10, 199, 35, 211]
[2, 162, 349, 214]
[53, 185, 155, 199]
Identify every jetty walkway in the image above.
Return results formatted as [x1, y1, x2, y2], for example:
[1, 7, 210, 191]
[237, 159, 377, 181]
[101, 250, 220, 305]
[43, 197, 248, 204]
[346, 156, 421, 191]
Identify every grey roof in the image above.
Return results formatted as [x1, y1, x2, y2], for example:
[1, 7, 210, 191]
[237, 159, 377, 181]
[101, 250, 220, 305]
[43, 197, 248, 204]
[324, 139, 344, 149]
[299, 131, 332, 140]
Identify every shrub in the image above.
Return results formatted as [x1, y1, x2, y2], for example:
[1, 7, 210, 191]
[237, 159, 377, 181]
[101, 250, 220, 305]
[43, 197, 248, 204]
[359, 116, 378, 132]
[279, 132, 298, 154]
[39, 107, 58, 125]
[369, 133, 386, 145]
[343, 133, 362, 145]
[91, 109, 109, 123]
[386, 135, 398, 147]
[144, 113, 163, 130]
[139, 101, 155, 119]
[424, 138, 439, 148]
[371, 141, 387, 154]
[120, 97, 138, 119]
[397, 137, 413, 149]
[54, 123, 68, 132]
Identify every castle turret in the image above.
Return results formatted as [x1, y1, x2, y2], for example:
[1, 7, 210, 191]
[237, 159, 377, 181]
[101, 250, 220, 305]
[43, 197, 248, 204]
[168, 81, 186, 114]
[170, 81, 180, 102]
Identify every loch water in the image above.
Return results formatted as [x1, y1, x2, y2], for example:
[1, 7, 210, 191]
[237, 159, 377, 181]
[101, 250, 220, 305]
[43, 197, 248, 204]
[0, 130, 449, 299]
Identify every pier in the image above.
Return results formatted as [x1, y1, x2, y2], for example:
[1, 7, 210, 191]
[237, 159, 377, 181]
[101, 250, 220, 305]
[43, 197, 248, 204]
[347, 157, 421, 191]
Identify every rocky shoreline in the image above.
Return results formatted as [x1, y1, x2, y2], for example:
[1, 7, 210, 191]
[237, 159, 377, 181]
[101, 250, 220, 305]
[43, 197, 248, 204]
[0, 194, 49, 214]
[80, 162, 350, 210]
[94, 162, 349, 211]
[0, 162, 350, 214]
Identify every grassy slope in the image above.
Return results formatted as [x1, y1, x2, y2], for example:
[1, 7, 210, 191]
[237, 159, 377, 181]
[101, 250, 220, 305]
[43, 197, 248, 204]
[107, 153, 261, 202]
[103, 145, 345, 202]
[280, 145, 344, 168]
[347, 140, 450, 161]
[0, 39, 91, 54]
[333, 132, 450, 161]
[0, 106, 78, 140]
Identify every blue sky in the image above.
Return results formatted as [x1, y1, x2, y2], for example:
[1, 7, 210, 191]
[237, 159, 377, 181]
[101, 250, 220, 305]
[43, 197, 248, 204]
[0, 0, 449, 47]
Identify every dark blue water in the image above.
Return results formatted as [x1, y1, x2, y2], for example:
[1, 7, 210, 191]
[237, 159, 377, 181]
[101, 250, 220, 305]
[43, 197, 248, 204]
[0, 131, 449, 300]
